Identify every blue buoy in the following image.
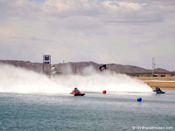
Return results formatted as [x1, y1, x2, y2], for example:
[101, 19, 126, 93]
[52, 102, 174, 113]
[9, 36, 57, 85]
[137, 97, 142, 102]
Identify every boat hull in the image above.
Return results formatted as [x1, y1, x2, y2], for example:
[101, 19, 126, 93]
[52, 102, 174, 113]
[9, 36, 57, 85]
[153, 90, 165, 94]
[74, 93, 85, 96]
[70, 92, 85, 96]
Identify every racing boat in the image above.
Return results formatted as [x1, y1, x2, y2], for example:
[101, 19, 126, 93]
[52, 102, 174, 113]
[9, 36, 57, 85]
[70, 91, 85, 96]
[153, 87, 165, 94]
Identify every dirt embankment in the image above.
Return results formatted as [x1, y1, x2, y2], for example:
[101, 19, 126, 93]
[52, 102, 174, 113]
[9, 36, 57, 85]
[135, 77, 175, 90]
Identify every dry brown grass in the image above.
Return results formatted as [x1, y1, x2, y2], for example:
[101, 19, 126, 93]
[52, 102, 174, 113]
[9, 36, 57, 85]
[134, 76, 175, 81]
[132, 76, 175, 90]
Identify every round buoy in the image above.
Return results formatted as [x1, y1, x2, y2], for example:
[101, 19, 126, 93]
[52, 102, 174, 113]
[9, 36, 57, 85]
[137, 97, 142, 102]
[102, 90, 106, 94]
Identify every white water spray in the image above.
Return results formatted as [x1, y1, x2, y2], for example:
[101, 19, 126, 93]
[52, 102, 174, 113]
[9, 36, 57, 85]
[0, 64, 67, 94]
[0, 64, 152, 94]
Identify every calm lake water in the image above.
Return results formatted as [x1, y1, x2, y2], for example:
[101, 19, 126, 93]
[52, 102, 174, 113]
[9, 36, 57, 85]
[0, 90, 175, 131]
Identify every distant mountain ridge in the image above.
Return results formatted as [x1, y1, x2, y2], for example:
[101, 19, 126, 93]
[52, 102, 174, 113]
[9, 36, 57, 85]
[0, 60, 170, 74]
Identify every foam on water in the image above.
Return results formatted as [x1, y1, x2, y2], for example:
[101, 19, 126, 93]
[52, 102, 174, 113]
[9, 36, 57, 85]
[0, 64, 152, 94]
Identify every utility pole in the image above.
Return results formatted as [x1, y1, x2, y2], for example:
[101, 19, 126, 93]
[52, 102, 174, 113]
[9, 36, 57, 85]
[152, 57, 156, 76]
[75, 65, 76, 74]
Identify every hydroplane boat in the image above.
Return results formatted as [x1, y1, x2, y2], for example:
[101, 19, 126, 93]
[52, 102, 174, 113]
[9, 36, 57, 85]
[70, 88, 85, 96]
[153, 87, 165, 94]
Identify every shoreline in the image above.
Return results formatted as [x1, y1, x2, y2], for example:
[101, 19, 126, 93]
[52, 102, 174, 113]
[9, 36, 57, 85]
[149, 86, 175, 90]
[145, 81, 175, 90]
[135, 77, 175, 90]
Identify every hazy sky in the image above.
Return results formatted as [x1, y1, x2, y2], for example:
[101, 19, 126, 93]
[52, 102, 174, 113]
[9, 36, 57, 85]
[0, 0, 175, 70]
